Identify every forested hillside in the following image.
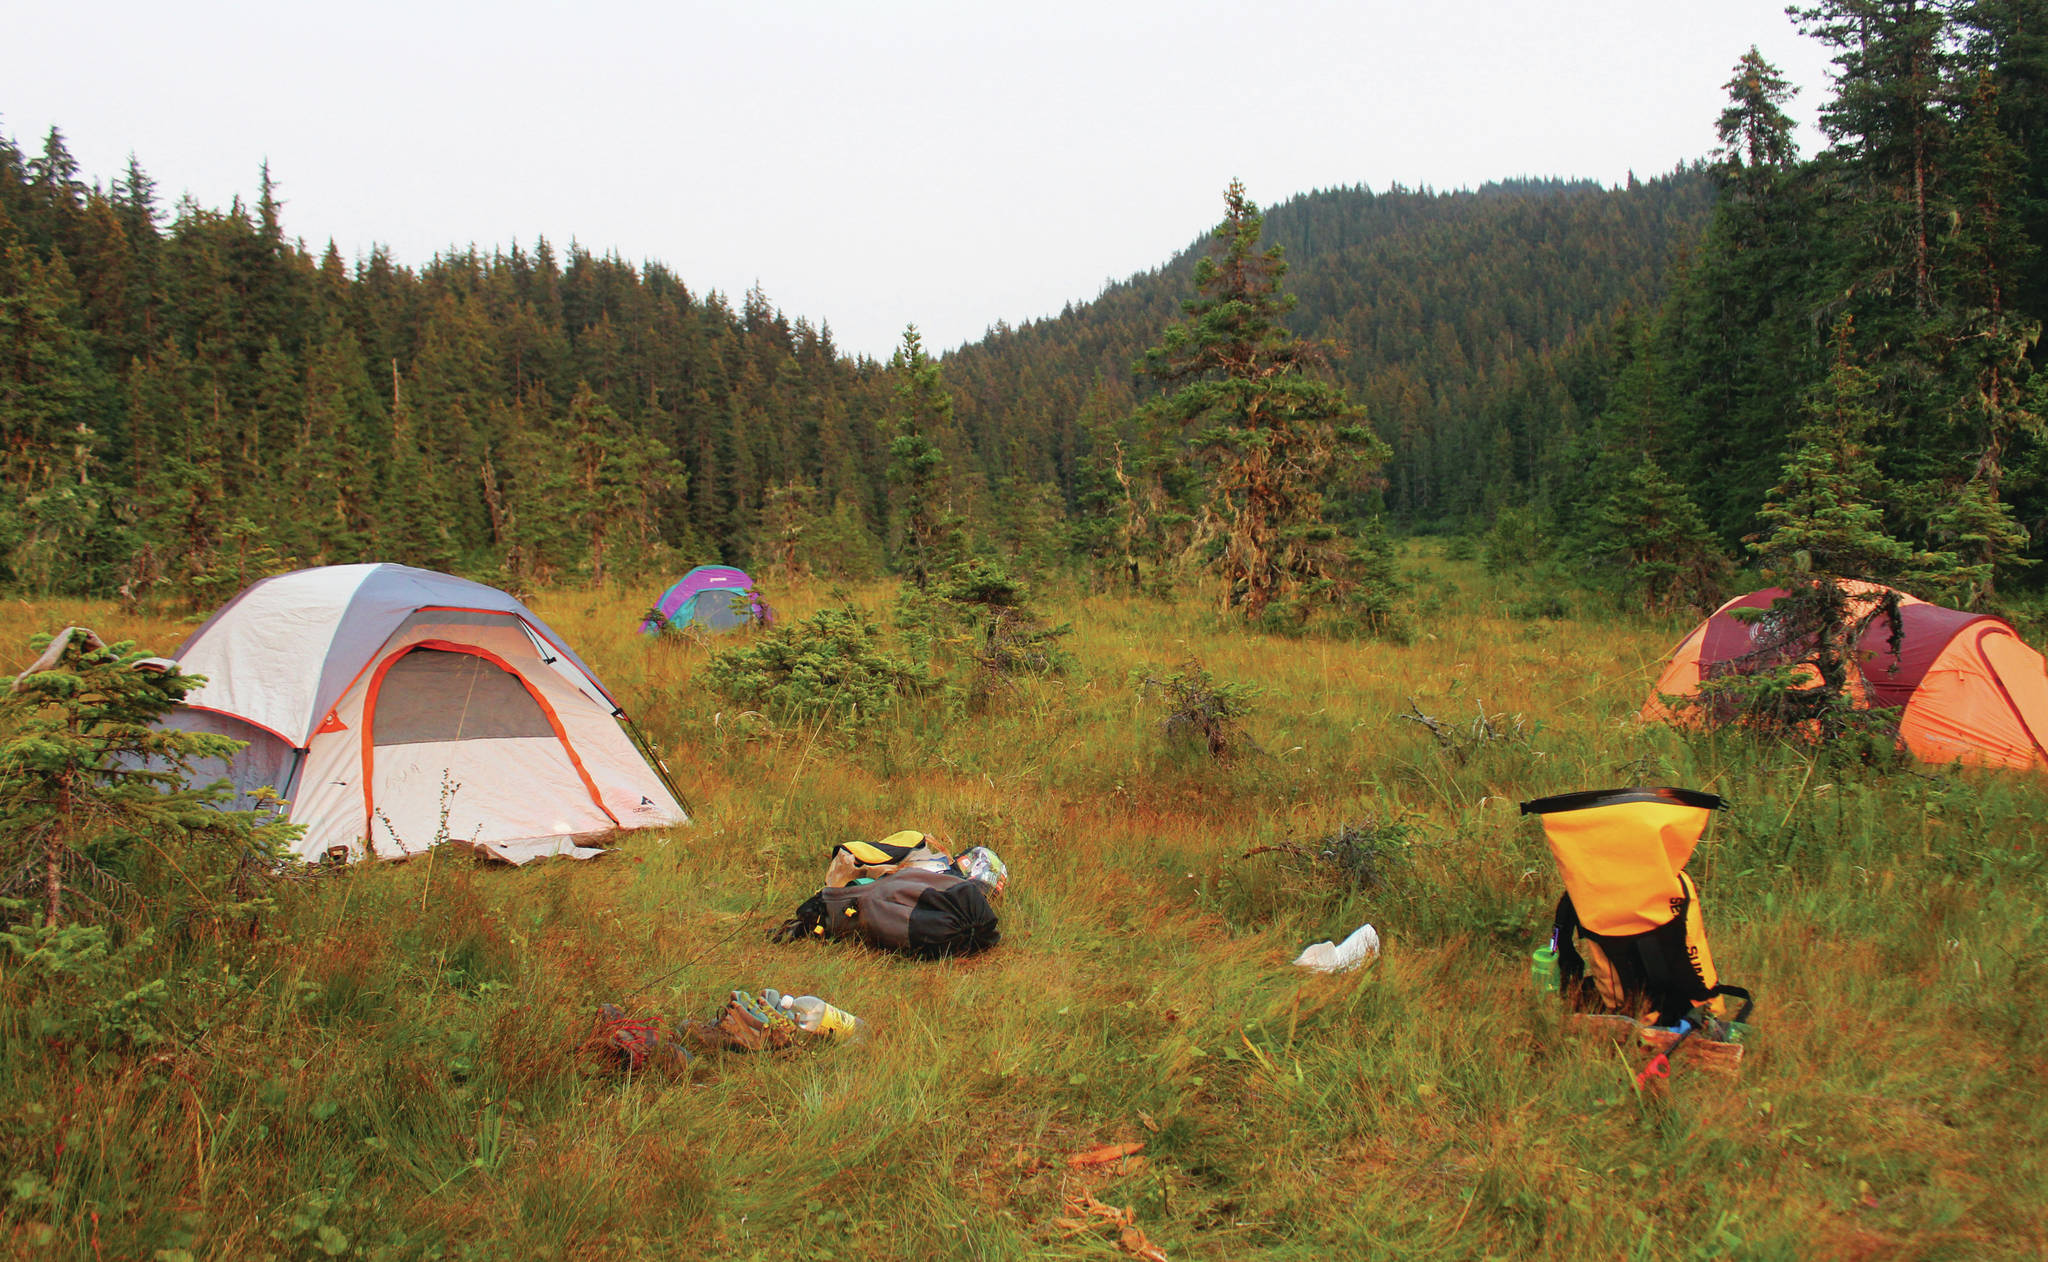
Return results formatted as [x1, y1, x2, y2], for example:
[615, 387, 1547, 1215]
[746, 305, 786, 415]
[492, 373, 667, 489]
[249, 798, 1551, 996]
[0, 136, 906, 600]
[3, 2, 2041, 614]
[941, 174, 1715, 527]
[0, 126, 1714, 603]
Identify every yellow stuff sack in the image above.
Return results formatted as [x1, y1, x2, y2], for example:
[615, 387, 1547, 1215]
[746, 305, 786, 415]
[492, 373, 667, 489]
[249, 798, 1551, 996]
[1522, 788, 1751, 1028]
[823, 830, 952, 888]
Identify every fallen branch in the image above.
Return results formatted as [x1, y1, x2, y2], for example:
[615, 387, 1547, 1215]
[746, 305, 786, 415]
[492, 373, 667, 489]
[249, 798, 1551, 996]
[1058, 1191, 1168, 1261]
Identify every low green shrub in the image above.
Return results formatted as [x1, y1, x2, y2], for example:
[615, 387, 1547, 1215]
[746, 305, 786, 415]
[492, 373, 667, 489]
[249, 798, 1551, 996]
[700, 604, 929, 728]
[1138, 658, 1260, 758]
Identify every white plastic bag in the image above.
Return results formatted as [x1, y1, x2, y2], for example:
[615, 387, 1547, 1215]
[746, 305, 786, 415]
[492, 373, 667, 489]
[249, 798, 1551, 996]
[1293, 923, 1380, 972]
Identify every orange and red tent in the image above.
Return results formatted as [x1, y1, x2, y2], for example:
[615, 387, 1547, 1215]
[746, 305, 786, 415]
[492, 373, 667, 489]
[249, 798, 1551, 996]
[1643, 582, 2048, 771]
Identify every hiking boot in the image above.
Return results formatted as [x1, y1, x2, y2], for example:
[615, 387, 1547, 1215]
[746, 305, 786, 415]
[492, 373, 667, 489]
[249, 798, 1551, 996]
[715, 989, 799, 1052]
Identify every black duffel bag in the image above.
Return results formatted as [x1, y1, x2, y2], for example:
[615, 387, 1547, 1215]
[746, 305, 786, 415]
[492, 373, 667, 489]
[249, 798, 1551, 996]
[777, 868, 1000, 958]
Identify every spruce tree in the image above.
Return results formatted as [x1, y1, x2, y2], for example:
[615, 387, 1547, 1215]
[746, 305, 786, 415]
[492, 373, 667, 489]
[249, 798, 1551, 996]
[1711, 318, 1948, 739]
[1793, 0, 1957, 317]
[1138, 181, 1393, 625]
[1752, 319, 1936, 584]
[883, 326, 965, 588]
[1932, 68, 2042, 566]
[0, 230, 103, 591]
[757, 477, 816, 579]
[1660, 48, 1815, 538]
[0, 631, 295, 927]
[1582, 455, 1731, 614]
[1716, 47, 1802, 176]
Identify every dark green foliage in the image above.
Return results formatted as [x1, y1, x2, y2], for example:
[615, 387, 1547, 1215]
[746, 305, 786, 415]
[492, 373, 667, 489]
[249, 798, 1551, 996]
[884, 326, 968, 588]
[0, 918, 170, 1047]
[1578, 454, 1731, 614]
[755, 478, 815, 579]
[699, 604, 928, 729]
[1675, 319, 1944, 747]
[1751, 319, 1944, 587]
[1658, 15, 2048, 594]
[1327, 516, 1411, 640]
[929, 557, 1072, 708]
[1680, 650, 1911, 762]
[1134, 182, 1398, 626]
[945, 174, 1715, 537]
[1717, 46, 1801, 174]
[0, 120, 1753, 597]
[801, 493, 888, 580]
[0, 631, 297, 928]
[1138, 658, 1259, 758]
[7, 14, 2048, 606]
[0, 227, 109, 593]
[1482, 505, 1551, 575]
[0, 129, 902, 594]
[1509, 592, 1572, 621]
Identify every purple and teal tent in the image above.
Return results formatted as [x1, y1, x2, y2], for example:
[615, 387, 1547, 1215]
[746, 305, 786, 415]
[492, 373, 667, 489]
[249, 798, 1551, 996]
[641, 566, 773, 634]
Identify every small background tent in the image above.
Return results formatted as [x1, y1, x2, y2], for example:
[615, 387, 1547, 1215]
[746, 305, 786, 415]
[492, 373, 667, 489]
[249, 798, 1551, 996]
[166, 564, 688, 863]
[1644, 582, 2048, 771]
[640, 565, 772, 634]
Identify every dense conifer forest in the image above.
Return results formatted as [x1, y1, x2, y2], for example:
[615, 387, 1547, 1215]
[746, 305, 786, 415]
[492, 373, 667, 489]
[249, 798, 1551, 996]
[2, 0, 2044, 618]
[943, 172, 1714, 530]
[954, 1, 2048, 617]
[0, 136, 1721, 603]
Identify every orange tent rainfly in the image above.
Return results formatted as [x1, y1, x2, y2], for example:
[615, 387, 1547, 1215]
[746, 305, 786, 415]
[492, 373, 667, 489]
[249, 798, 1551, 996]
[1643, 582, 2048, 772]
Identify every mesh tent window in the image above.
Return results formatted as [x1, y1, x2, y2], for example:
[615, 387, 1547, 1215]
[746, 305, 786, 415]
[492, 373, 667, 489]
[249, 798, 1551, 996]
[688, 589, 755, 630]
[370, 648, 555, 745]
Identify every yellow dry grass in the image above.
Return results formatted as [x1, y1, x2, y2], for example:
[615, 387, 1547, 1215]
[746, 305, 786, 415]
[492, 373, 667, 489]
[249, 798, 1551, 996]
[0, 546, 2043, 1259]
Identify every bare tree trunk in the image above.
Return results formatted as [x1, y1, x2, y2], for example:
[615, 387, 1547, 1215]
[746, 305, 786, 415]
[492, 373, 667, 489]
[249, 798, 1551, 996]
[479, 453, 509, 548]
[1913, 111, 1930, 311]
[44, 768, 70, 928]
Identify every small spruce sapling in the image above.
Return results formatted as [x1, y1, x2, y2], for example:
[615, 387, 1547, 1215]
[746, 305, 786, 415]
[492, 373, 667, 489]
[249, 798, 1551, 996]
[884, 328, 969, 589]
[931, 558, 1072, 710]
[0, 630, 298, 929]
[1138, 658, 1260, 758]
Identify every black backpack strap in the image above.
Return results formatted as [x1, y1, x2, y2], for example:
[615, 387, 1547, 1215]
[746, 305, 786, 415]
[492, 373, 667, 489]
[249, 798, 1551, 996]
[769, 890, 828, 943]
[1635, 921, 1684, 1018]
[1553, 892, 1584, 983]
[1711, 984, 1753, 1025]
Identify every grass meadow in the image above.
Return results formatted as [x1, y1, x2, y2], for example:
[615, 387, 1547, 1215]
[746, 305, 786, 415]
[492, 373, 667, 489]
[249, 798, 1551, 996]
[0, 545, 2044, 1260]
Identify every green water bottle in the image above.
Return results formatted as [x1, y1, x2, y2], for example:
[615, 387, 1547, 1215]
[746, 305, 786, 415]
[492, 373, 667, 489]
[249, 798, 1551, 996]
[1531, 937, 1562, 997]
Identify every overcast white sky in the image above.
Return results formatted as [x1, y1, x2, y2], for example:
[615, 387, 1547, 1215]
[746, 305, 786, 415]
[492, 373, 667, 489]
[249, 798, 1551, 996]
[10, 1, 1838, 360]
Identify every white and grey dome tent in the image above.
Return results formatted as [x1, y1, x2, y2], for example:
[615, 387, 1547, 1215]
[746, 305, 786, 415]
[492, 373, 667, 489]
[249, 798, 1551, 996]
[167, 563, 687, 864]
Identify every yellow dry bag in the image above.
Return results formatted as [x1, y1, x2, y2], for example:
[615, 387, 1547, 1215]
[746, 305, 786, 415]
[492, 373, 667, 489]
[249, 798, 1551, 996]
[1521, 788, 1751, 1027]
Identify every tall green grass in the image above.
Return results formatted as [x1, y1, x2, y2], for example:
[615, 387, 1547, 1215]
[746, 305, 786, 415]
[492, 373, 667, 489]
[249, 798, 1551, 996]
[0, 548, 2042, 1259]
